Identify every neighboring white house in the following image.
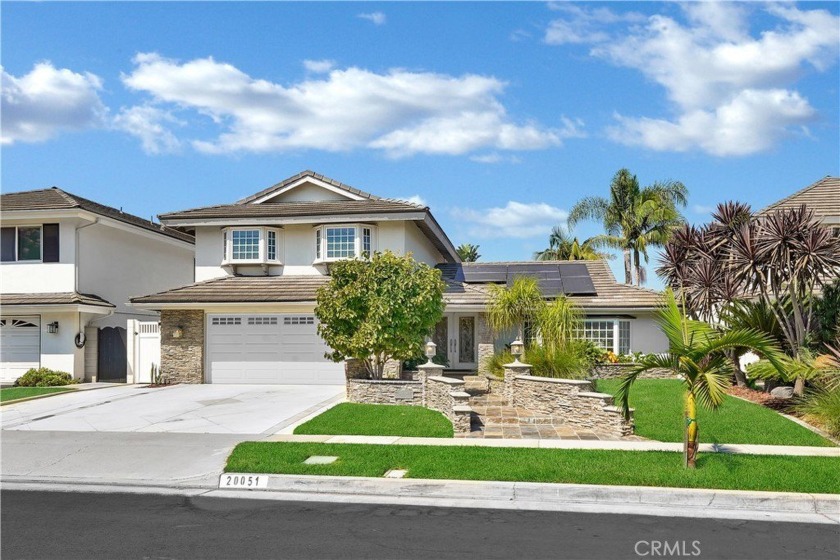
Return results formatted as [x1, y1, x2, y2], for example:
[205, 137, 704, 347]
[132, 170, 667, 385]
[0, 187, 195, 384]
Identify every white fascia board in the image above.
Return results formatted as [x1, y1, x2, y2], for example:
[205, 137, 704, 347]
[89, 213, 195, 250]
[0, 303, 114, 315]
[579, 307, 657, 314]
[422, 214, 459, 262]
[442, 304, 486, 312]
[250, 176, 366, 204]
[130, 301, 317, 312]
[160, 212, 426, 228]
[0, 209, 94, 223]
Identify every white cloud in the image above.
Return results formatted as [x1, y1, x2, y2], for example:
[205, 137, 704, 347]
[469, 153, 522, 164]
[1, 62, 107, 145]
[692, 204, 715, 216]
[544, 4, 643, 45]
[547, 4, 839, 156]
[303, 59, 335, 74]
[400, 195, 427, 206]
[451, 201, 568, 239]
[113, 104, 182, 154]
[358, 12, 386, 26]
[121, 53, 567, 157]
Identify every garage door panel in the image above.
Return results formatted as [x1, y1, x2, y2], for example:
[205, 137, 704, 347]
[206, 314, 344, 384]
[1, 316, 40, 382]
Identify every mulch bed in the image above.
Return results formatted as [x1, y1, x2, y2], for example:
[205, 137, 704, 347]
[727, 385, 793, 412]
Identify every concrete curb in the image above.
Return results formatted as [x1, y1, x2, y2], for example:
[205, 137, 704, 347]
[265, 434, 840, 456]
[4, 474, 838, 525]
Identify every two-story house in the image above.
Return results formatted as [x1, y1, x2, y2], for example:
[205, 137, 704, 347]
[0, 187, 195, 384]
[131, 170, 667, 385]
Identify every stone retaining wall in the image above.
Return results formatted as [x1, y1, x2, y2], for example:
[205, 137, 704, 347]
[346, 379, 423, 406]
[589, 363, 675, 379]
[426, 376, 472, 434]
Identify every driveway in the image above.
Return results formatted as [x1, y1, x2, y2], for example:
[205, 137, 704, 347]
[1, 383, 345, 434]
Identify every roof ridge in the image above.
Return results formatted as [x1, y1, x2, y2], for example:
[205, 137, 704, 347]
[758, 176, 839, 215]
[50, 186, 82, 207]
[235, 170, 381, 205]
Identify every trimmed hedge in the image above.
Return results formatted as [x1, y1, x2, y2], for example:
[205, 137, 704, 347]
[15, 367, 77, 387]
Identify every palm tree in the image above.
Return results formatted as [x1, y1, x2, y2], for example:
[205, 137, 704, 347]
[533, 227, 608, 261]
[569, 169, 687, 285]
[486, 276, 545, 342]
[456, 243, 481, 262]
[616, 290, 782, 468]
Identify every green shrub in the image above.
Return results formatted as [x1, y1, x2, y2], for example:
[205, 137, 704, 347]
[487, 343, 592, 380]
[793, 388, 840, 438]
[15, 368, 76, 387]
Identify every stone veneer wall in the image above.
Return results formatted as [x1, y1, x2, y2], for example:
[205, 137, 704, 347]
[346, 379, 423, 405]
[477, 313, 494, 376]
[507, 369, 634, 437]
[590, 363, 675, 379]
[160, 310, 204, 384]
[344, 358, 403, 379]
[426, 376, 472, 434]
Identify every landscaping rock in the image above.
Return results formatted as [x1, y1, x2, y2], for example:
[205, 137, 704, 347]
[770, 386, 795, 399]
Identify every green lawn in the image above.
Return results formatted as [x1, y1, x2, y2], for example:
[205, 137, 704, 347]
[596, 379, 834, 447]
[294, 403, 454, 438]
[0, 386, 74, 402]
[226, 442, 840, 494]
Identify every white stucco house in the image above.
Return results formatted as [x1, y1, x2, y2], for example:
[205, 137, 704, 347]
[0, 187, 195, 384]
[131, 170, 667, 385]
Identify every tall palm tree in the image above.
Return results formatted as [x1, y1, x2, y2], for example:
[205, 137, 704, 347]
[569, 169, 687, 285]
[456, 243, 481, 262]
[533, 226, 608, 261]
[616, 290, 782, 468]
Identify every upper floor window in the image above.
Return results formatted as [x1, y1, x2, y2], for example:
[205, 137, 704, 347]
[314, 224, 377, 263]
[222, 227, 282, 265]
[1, 225, 59, 263]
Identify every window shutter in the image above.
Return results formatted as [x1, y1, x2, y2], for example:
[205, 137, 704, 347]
[43, 224, 60, 262]
[0, 227, 15, 261]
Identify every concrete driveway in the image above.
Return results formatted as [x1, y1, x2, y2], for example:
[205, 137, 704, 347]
[1, 383, 345, 435]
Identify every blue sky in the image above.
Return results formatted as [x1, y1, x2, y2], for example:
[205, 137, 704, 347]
[2, 2, 839, 287]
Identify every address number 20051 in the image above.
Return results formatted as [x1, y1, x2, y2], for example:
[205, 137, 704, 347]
[219, 474, 268, 489]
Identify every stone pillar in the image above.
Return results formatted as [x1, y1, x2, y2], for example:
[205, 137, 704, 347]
[383, 358, 403, 379]
[503, 362, 531, 405]
[160, 310, 204, 384]
[417, 362, 444, 407]
[477, 313, 494, 376]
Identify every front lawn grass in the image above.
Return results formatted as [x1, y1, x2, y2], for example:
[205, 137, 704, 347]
[294, 403, 454, 438]
[226, 442, 840, 494]
[596, 379, 834, 447]
[0, 386, 74, 403]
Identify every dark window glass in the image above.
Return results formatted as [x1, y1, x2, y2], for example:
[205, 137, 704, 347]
[17, 226, 41, 261]
[1, 228, 15, 261]
[43, 224, 60, 262]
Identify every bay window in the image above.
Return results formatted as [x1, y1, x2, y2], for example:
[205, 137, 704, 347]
[222, 227, 282, 265]
[314, 224, 376, 263]
[579, 319, 631, 355]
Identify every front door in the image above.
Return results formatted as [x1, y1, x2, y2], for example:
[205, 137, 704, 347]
[431, 314, 477, 370]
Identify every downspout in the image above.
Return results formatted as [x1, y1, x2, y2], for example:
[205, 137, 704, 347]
[74, 219, 104, 352]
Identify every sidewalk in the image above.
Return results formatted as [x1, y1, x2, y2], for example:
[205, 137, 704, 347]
[266, 433, 840, 457]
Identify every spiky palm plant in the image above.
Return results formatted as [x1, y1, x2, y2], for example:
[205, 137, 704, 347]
[616, 290, 783, 468]
[456, 243, 481, 262]
[533, 227, 608, 261]
[486, 276, 545, 342]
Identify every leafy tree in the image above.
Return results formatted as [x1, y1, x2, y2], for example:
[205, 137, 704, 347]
[569, 168, 687, 285]
[456, 243, 481, 262]
[315, 251, 445, 380]
[616, 290, 783, 468]
[814, 279, 840, 349]
[533, 226, 609, 261]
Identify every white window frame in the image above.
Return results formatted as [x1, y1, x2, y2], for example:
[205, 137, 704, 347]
[313, 223, 377, 263]
[222, 226, 283, 265]
[1, 225, 43, 263]
[579, 318, 631, 355]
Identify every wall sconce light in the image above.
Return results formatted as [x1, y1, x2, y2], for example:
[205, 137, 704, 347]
[510, 338, 524, 364]
[172, 326, 184, 339]
[48, 321, 59, 334]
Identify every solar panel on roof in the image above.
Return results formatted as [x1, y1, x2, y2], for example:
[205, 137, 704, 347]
[463, 269, 507, 283]
[537, 279, 565, 296]
[561, 275, 597, 295]
[557, 263, 589, 277]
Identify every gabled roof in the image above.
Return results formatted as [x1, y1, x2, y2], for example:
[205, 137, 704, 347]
[237, 170, 380, 204]
[758, 176, 840, 220]
[0, 187, 194, 244]
[437, 260, 662, 310]
[0, 291, 115, 308]
[159, 199, 424, 220]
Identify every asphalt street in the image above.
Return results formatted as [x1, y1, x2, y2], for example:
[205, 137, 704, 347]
[2, 490, 838, 560]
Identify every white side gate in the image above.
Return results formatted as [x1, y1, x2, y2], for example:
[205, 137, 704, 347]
[126, 320, 161, 384]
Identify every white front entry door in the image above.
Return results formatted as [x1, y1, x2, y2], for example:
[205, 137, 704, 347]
[432, 314, 478, 370]
[205, 314, 344, 384]
[0, 316, 41, 383]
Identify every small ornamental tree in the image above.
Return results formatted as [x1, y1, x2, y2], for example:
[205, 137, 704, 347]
[315, 251, 446, 380]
